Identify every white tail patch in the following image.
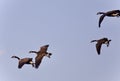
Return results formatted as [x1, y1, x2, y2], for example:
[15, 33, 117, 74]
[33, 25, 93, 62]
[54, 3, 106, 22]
[112, 13, 119, 16]
[30, 61, 34, 64]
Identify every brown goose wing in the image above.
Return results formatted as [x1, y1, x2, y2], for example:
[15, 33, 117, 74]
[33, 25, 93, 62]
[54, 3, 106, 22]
[39, 45, 49, 53]
[35, 54, 45, 68]
[98, 14, 105, 27]
[96, 42, 102, 55]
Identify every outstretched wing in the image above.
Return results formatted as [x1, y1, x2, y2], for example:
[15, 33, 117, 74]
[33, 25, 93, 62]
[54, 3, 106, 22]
[96, 43, 102, 55]
[98, 14, 105, 27]
[35, 54, 44, 68]
[39, 45, 49, 53]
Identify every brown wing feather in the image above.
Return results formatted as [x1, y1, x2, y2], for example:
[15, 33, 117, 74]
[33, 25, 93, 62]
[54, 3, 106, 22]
[96, 43, 102, 55]
[39, 45, 49, 53]
[99, 14, 105, 27]
[35, 54, 45, 68]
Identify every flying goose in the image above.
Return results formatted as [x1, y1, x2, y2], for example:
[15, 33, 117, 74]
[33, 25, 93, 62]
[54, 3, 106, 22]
[97, 10, 120, 27]
[11, 56, 34, 69]
[29, 45, 52, 69]
[91, 38, 111, 55]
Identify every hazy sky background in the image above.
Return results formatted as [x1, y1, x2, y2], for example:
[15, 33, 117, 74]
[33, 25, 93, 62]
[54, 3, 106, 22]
[0, 0, 120, 81]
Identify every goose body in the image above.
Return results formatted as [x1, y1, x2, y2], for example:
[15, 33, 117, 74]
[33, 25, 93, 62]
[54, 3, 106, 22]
[91, 38, 111, 55]
[11, 56, 34, 69]
[29, 45, 52, 69]
[97, 10, 120, 27]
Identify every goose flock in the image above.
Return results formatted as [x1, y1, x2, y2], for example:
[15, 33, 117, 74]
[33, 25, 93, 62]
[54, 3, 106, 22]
[11, 10, 120, 69]
[91, 9, 120, 55]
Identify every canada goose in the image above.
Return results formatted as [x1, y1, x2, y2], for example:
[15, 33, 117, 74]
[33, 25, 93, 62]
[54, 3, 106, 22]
[29, 45, 52, 69]
[97, 10, 120, 27]
[91, 38, 111, 55]
[11, 56, 35, 69]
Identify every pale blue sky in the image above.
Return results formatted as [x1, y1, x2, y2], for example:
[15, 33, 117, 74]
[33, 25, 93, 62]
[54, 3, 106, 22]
[0, 0, 120, 81]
